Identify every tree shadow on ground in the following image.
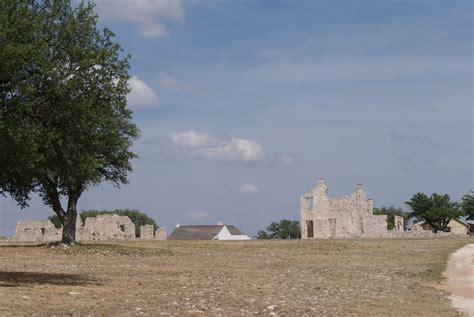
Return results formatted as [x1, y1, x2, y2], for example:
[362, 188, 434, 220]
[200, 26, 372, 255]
[0, 271, 100, 287]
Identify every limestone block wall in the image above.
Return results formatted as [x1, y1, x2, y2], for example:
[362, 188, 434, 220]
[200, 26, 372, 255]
[10, 220, 61, 242]
[300, 178, 392, 239]
[154, 227, 167, 240]
[393, 215, 404, 232]
[140, 224, 155, 239]
[362, 215, 388, 237]
[11, 214, 166, 242]
[77, 214, 135, 241]
[139, 224, 167, 240]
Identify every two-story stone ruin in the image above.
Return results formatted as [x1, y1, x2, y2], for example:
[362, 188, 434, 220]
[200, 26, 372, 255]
[300, 178, 403, 239]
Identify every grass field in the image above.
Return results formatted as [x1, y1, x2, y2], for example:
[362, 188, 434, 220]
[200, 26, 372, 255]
[0, 237, 471, 316]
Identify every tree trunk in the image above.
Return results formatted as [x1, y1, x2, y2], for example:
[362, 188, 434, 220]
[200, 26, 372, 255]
[61, 191, 80, 245]
[61, 212, 77, 244]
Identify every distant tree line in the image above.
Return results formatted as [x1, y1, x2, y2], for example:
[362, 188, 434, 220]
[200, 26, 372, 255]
[256, 220, 301, 239]
[49, 209, 157, 238]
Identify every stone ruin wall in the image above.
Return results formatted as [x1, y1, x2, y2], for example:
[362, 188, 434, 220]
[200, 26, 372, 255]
[139, 224, 167, 240]
[300, 178, 388, 239]
[10, 220, 61, 242]
[76, 214, 136, 241]
[10, 214, 167, 242]
[300, 178, 449, 239]
[393, 215, 404, 232]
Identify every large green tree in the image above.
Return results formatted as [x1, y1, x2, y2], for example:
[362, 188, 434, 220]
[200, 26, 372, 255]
[405, 193, 461, 233]
[461, 190, 474, 220]
[0, 0, 138, 244]
[256, 219, 301, 239]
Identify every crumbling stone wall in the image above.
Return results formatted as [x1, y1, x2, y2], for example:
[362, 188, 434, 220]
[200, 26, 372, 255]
[77, 214, 135, 241]
[139, 224, 167, 240]
[393, 215, 404, 232]
[10, 220, 61, 242]
[154, 227, 167, 240]
[140, 224, 155, 239]
[300, 178, 390, 239]
[11, 214, 167, 242]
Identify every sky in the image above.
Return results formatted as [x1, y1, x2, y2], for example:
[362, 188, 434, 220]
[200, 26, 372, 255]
[0, 0, 472, 237]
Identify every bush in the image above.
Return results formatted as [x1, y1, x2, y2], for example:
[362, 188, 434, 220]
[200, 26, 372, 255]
[256, 219, 301, 239]
[48, 209, 158, 237]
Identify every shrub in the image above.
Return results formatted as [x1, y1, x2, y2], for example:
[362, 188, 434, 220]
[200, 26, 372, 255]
[256, 219, 301, 239]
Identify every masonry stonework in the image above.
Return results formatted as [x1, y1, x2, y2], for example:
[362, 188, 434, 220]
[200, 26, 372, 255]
[300, 178, 389, 239]
[393, 215, 404, 232]
[139, 224, 167, 240]
[11, 214, 166, 242]
[77, 214, 135, 241]
[11, 220, 61, 242]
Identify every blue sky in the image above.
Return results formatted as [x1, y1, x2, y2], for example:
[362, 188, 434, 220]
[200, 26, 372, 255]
[0, 0, 472, 236]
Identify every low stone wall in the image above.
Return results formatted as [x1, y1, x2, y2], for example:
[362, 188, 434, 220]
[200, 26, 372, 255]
[77, 214, 135, 241]
[155, 227, 167, 240]
[139, 224, 167, 240]
[10, 220, 61, 242]
[11, 214, 167, 242]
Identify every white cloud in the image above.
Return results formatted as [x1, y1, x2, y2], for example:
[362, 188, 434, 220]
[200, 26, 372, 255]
[201, 138, 264, 161]
[94, 0, 183, 38]
[239, 183, 259, 194]
[170, 130, 218, 149]
[127, 76, 159, 107]
[187, 210, 210, 220]
[169, 130, 264, 162]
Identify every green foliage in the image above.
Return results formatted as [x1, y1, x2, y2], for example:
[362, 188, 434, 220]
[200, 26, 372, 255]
[256, 219, 301, 239]
[49, 209, 158, 237]
[373, 206, 408, 230]
[48, 214, 63, 229]
[405, 193, 462, 233]
[461, 190, 474, 220]
[255, 230, 270, 239]
[0, 1, 138, 243]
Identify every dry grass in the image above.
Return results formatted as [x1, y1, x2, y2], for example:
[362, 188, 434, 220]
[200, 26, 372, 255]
[0, 237, 471, 316]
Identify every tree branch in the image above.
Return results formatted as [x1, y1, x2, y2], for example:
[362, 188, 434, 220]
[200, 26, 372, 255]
[42, 177, 66, 221]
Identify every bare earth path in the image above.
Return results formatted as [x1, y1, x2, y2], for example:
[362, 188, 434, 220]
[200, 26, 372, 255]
[444, 244, 474, 317]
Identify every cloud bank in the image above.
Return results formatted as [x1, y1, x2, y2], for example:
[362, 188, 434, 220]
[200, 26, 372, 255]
[127, 76, 159, 107]
[95, 0, 183, 38]
[170, 130, 264, 162]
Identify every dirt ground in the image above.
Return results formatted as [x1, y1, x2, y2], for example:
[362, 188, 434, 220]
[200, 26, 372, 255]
[444, 244, 474, 317]
[0, 237, 471, 316]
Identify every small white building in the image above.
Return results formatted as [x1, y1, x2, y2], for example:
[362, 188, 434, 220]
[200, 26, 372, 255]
[168, 224, 251, 240]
